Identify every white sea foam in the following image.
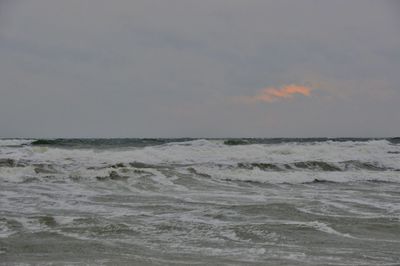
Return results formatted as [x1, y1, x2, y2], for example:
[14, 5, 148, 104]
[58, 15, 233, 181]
[2, 139, 399, 165]
[0, 139, 399, 184]
[1, 139, 399, 265]
[0, 139, 34, 147]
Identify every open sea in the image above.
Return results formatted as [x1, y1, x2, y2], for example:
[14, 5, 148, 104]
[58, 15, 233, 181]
[0, 138, 399, 265]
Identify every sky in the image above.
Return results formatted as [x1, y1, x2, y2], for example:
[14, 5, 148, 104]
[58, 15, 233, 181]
[0, 0, 399, 138]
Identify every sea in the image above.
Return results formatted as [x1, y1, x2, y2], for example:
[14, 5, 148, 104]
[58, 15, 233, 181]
[0, 138, 399, 265]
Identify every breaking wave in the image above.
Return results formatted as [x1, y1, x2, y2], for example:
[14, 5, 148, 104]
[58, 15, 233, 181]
[0, 138, 399, 184]
[0, 139, 34, 147]
[2, 138, 400, 265]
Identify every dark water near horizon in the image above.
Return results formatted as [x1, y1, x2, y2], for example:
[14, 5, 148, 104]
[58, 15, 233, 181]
[1, 138, 400, 265]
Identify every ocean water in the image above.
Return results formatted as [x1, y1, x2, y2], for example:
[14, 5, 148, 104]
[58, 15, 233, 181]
[0, 138, 399, 265]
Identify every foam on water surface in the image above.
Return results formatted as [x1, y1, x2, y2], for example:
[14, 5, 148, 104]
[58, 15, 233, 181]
[0, 138, 400, 265]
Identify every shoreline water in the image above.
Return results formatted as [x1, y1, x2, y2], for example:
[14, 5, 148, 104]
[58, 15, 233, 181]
[1, 138, 399, 265]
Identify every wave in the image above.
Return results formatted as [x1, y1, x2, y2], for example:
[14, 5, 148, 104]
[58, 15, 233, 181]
[389, 137, 400, 144]
[0, 158, 27, 167]
[1, 138, 399, 184]
[223, 137, 400, 145]
[2, 157, 391, 173]
[1, 158, 399, 185]
[0, 139, 34, 147]
[30, 138, 194, 148]
[237, 160, 391, 172]
[21, 137, 400, 148]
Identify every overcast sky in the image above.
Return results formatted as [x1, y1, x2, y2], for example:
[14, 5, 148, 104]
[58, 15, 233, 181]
[1, 0, 399, 138]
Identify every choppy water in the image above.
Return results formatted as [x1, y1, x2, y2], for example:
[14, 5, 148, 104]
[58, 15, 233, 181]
[1, 138, 400, 265]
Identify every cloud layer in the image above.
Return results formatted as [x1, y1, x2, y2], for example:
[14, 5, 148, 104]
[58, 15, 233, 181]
[0, 1, 399, 137]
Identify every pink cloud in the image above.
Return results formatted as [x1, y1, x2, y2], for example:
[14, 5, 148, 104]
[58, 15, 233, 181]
[237, 84, 313, 103]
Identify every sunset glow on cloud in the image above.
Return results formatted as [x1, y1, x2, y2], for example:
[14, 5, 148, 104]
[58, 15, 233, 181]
[237, 84, 313, 103]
